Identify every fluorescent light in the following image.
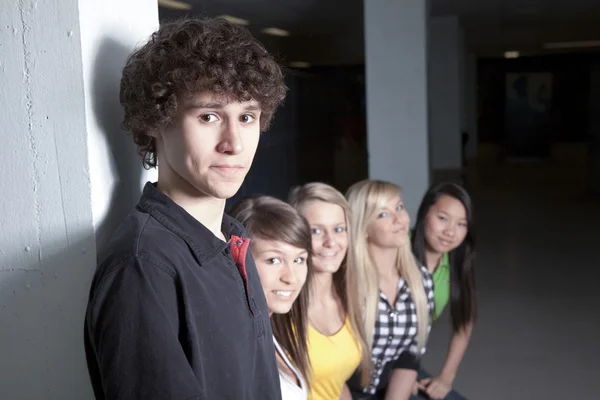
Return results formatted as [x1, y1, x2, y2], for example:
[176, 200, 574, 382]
[543, 40, 600, 50]
[261, 27, 290, 37]
[289, 61, 311, 68]
[218, 15, 250, 26]
[157, 0, 192, 10]
[504, 51, 520, 59]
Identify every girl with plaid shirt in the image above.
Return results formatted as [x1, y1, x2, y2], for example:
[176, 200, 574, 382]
[346, 180, 435, 400]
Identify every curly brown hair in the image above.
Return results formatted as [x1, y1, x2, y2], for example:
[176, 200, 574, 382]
[119, 17, 287, 169]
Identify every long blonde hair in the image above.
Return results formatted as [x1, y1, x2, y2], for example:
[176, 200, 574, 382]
[289, 182, 372, 385]
[346, 179, 430, 356]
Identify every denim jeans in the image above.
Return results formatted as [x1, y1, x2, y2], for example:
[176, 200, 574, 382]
[409, 368, 467, 400]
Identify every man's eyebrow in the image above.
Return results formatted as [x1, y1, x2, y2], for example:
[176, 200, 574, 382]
[243, 104, 261, 111]
[185, 102, 261, 112]
[186, 101, 224, 110]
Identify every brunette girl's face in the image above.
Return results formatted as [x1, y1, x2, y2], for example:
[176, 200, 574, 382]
[302, 201, 348, 274]
[367, 195, 410, 249]
[252, 238, 308, 315]
[424, 194, 468, 255]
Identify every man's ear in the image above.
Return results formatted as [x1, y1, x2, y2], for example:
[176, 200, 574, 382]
[152, 117, 177, 139]
[151, 126, 171, 145]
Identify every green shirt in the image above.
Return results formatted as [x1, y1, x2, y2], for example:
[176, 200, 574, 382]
[432, 252, 450, 321]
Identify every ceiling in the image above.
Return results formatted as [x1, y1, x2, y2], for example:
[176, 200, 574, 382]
[158, 0, 600, 64]
[158, 0, 363, 36]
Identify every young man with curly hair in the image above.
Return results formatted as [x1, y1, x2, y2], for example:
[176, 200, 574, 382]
[84, 18, 287, 399]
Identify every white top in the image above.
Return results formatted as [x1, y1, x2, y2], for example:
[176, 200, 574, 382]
[273, 336, 308, 400]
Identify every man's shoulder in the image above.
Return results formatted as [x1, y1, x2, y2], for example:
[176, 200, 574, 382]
[96, 209, 190, 279]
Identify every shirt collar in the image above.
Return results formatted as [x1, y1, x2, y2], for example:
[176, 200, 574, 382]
[137, 182, 246, 264]
[438, 252, 450, 270]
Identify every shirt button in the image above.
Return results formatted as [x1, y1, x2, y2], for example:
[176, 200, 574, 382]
[389, 312, 396, 318]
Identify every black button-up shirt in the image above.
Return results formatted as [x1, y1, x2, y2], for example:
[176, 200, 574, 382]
[84, 182, 281, 400]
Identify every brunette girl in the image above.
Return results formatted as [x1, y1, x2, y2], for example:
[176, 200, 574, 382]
[230, 195, 313, 400]
[410, 183, 476, 400]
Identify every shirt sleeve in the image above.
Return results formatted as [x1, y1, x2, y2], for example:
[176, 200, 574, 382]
[419, 265, 436, 356]
[423, 265, 435, 326]
[398, 265, 435, 364]
[390, 351, 420, 370]
[85, 256, 204, 400]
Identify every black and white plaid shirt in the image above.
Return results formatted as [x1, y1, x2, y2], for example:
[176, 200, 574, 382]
[364, 265, 435, 395]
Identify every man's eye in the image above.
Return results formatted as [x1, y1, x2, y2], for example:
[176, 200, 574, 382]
[240, 114, 256, 123]
[200, 114, 218, 123]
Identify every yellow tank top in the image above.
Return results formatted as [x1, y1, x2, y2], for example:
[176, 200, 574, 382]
[307, 317, 362, 400]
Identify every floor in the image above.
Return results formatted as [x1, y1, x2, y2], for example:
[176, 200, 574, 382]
[421, 162, 600, 399]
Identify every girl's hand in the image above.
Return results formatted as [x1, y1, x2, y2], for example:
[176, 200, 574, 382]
[418, 376, 452, 400]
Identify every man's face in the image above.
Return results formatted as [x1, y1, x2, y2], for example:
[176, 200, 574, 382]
[158, 93, 262, 199]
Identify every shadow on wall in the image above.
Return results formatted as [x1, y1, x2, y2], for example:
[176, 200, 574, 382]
[93, 37, 146, 257]
[0, 36, 145, 399]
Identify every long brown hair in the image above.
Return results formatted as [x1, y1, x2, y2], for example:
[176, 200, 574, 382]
[289, 182, 372, 385]
[229, 195, 313, 383]
[411, 182, 477, 332]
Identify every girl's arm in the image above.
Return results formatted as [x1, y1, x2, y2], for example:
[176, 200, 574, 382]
[384, 369, 418, 400]
[419, 322, 473, 399]
[339, 383, 353, 400]
[440, 322, 473, 382]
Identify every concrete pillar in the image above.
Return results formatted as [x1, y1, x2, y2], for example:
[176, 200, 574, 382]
[466, 53, 479, 161]
[590, 67, 600, 194]
[0, 0, 158, 398]
[429, 16, 465, 179]
[459, 26, 467, 138]
[364, 0, 430, 220]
